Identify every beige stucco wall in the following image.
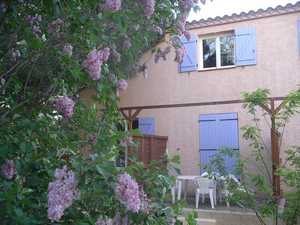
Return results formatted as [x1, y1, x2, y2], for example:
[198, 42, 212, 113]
[119, 12, 300, 176]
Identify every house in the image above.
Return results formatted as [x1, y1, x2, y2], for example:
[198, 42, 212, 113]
[119, 2, 300, 178]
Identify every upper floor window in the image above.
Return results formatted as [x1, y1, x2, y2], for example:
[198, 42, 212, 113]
[201, 33, 235, 70]
[179, 27, 256, 73]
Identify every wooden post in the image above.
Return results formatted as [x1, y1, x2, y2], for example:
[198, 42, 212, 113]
[127, 109, 132, 131]
[270, 99, 281, 198]
[128, 119, 133, 131]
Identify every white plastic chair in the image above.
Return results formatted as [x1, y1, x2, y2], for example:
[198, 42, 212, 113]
[195, 177, 216, 209]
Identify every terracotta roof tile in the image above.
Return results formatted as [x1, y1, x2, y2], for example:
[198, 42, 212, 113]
[187, 1, 300, 30]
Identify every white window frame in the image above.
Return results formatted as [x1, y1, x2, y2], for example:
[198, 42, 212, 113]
[198, 32, 236, 71]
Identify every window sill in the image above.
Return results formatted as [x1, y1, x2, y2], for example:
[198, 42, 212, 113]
[198, 65, 236, 72]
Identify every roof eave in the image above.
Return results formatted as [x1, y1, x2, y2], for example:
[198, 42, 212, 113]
[187, 2, 300, 30]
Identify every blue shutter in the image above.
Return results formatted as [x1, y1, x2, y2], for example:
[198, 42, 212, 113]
[199, 115, 218, 150]
[138, 117, 155, 135]
[298, 19, 300, 55]
[217, 113, 239, 174]
[235, 27, 256, 66]
[179, 34, 198, 72]
[199, 113, 239, 175]
[199, 115, 218, 174]
[218, 113, 239, 150]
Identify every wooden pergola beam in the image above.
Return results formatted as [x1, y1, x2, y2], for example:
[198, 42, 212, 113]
[120, 109, 130, 120]
[120, 109, 143, 120]
[132, 109, 142, 119]
[119, 97, 285, 111]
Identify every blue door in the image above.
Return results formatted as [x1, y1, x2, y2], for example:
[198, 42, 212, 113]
[138, 117, 155, 135]
[199, 113, 239, 175]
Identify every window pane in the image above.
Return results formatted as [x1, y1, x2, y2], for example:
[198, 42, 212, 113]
[203, 38, 216, 68]
[220, 35, 235, 66]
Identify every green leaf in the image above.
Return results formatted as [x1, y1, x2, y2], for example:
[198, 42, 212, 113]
[30, 37, 43, 50]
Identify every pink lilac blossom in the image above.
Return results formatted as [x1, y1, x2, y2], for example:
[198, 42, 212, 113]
[27, 14, 42, 37]
[55, 96, 75, 119]
[99, 47, 110, 62]
[63, 44, 73, 57]
[139, 187, 150, 213]
[117, 79, 128, 91]
[111, 48, 121, 62]
[82, 48, 110, 81]
[82, 49, 102, 80]
[176, 15, 187, 35]
[139, 0, 155, 17]
[47, 166, 79, 222]
[116, 79, 128, 96]
[26, 14, 42, 25]
[48, 18, 64, 34]
[1, 160, 16, 180]
[95, 216, 113, 225]
[103, 0, 122, 12]
[183, 31, 191, 41]
[176, 23, 184, 36]
[113, 213, 128, 225]
[174, 46, 186, 63]
[179, 0, 194, 13]
[115, 173, 141, 213]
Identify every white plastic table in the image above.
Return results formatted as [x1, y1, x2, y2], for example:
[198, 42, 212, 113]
[176, 175, 201, 200]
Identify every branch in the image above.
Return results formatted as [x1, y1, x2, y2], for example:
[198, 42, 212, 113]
[259, 103, 272, 115]
[0, 60, 28, 78]
[273, 100, 287, 116]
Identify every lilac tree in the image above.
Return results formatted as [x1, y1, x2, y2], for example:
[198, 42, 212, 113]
[0, 0, 208, 224]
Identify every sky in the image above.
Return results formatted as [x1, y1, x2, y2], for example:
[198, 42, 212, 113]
[188, 0, 300, 21]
